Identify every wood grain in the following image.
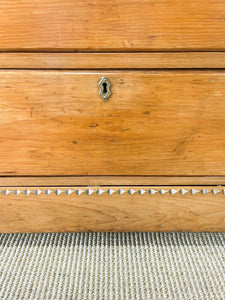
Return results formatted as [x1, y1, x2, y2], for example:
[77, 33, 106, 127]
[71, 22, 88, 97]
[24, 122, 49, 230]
[1, 176, 225, 187]
[0, 186, 224, 232]
[1, 70, 225, 176]
[1, 52, 225, 69]
[0, 0, 224, 51]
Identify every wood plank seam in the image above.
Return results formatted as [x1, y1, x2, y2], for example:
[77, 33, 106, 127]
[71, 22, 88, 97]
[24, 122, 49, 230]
[1, 176, 225, 186]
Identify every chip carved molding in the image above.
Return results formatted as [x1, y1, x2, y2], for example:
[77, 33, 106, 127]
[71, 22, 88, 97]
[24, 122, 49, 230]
[0, 188, 224, 196]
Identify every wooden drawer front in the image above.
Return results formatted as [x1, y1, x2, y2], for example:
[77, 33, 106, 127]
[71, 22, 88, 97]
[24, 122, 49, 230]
[1, 70, 225, 176]
[0, 0, 225, 51]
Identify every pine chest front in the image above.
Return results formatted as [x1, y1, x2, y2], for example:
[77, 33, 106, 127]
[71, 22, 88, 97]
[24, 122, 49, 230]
[0, 0, 225, 232]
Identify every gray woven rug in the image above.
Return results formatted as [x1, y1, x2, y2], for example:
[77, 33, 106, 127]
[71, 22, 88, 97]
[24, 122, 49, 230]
[0, 232, 225, 300]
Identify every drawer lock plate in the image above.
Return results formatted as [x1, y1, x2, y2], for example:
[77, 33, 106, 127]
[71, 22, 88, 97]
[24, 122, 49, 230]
[99, 76, 112, 101]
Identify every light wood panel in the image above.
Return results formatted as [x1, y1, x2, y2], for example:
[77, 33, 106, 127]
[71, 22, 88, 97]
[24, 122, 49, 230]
[0, 0, 225, 51]
[1, 70, 225, 176]
[1, 176, 225, 187]
[0, 186, 224, 232]
[1, 52, 225, 69]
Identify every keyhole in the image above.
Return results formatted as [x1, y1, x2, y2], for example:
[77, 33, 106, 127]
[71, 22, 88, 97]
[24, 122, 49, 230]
[102, 82, 108, 94]
[99, 76, 111, 100]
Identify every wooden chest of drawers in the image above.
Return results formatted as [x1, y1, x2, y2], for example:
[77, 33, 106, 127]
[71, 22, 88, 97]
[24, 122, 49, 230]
[1, 0, 225, 232]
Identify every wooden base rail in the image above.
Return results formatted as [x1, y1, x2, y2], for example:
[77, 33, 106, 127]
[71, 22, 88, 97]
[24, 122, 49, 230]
[0, 185, 225, 233]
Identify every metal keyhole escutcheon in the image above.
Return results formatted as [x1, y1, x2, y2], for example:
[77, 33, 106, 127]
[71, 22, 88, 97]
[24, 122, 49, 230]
[98, 76, 112, 101]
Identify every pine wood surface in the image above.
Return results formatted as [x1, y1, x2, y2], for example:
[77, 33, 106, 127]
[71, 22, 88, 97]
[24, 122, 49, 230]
[1, 70, 225, 176]
[1, 0, 224, 233]
[0, 0, 224, 51]
[0, 186, 224, 232]
[0, 52, 225, 69]
[1, 176, 225, 187]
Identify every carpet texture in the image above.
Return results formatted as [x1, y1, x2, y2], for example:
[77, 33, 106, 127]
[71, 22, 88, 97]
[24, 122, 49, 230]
[0, 232, 225, 300]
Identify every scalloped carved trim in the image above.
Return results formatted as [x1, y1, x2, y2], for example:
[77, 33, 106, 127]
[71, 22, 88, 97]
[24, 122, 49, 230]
[1, 187, 225, 196]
